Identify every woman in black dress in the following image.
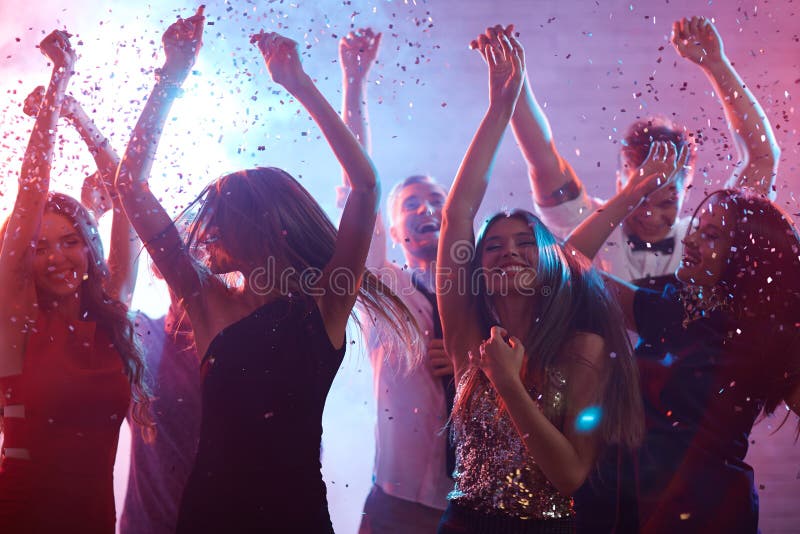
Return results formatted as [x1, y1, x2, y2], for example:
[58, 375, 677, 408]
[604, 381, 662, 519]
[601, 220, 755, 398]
[115, 8, 416, 532]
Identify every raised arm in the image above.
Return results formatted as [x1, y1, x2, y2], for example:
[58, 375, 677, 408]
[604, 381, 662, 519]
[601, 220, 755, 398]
[0, 31, 75, 375]
[472, 25, 581, 207]
[115, 7, 205, 304]
[22, 87, 118, 217]
[568, 142, 687, 259]
[672, 16, 779, 199]
[337, 28, 387, 270]
[340, 28, 379, 158]
[24, 87, 139, 306]
[70, 97, 140, 306]
[566, 141, 690, 328]
[438, 32, 524, 378]
[63, 95, 121, 216]
[251, 31, 379, 346]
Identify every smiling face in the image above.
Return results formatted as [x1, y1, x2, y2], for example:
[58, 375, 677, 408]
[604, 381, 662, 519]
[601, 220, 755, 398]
[617, 120, 693, 242]
[478, 216, 539, 296]
[625, 185, 682, 242]
[676, 197, 733, 288]
[32, 212, 90, 299]
[192, 186, 252, 276]
[389, 180, 446, 264]
[197, 222, 241, 275]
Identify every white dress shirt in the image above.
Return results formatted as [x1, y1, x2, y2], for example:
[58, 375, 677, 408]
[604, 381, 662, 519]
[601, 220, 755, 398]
[363, 261, 452, 510]
[534, 188, 690, 282]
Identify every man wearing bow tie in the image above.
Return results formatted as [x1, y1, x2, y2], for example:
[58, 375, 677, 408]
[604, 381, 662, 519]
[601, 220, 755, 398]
[529, 117, 692, 291]
[500, 23, 778, 291]
[512, 109, 694, 290]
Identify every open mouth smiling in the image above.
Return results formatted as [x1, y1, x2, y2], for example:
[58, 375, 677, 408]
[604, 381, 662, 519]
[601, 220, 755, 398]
[416, 221, 440, 234]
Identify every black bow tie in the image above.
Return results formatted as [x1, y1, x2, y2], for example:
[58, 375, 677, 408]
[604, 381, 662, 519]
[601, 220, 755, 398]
[627, 234, 676, 254]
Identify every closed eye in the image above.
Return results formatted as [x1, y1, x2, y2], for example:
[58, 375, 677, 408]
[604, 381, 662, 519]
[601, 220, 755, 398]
[429, 196, 445, 208]
[403, 199, 421, 211]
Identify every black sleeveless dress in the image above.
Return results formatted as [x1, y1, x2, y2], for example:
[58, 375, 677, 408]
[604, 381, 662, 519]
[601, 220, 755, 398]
[176, 297, 345, 533]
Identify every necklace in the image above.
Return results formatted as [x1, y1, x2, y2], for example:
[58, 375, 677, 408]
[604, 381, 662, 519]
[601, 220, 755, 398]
[679, 284, 732, 328]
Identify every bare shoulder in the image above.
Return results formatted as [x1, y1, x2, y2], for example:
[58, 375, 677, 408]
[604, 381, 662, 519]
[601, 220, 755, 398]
[560, 331, 607, 372]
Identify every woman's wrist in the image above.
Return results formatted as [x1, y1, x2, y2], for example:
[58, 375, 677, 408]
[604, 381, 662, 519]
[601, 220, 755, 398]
[489, 370, 524, 397]
[343, 72, 368, 88]
[52, 65, 75, 82]
[153, 70, 185, 98]
[698, 54, 730, 74]
[154, 64, 190, 90]
[616, 185, 647, 213]
[486, 101, 515, 122]
[283, 72, 315, 98]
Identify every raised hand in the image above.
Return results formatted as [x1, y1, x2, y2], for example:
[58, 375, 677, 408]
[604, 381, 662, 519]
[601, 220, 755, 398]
[339, 28, 381, 84]
[469, 23, 514, 59]
[472, 326, 525, 392]
[480, 30, 525, 109]
[671, 16, 724, 66]
[23, 86, 80, 120]
[39, 30, 76, 75]
[250, 31, 309, 93]
[22, 86, 46, 117]
[159, 5, 205, 84]
[627, 140, 691, 199]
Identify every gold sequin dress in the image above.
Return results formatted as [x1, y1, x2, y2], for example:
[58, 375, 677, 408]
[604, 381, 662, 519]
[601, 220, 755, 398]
[447, 366, 574, 520]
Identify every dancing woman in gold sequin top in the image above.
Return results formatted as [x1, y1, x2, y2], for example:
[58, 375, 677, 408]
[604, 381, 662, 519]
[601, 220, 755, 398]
[435, 28, 645, 533]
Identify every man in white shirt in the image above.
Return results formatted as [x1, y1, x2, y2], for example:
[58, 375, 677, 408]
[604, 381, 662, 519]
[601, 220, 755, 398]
[338, 29, 453, 533]
[535, 118, 692, 289]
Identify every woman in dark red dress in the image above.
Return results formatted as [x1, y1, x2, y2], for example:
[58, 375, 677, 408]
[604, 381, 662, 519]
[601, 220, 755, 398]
[0, 30, 149, 534]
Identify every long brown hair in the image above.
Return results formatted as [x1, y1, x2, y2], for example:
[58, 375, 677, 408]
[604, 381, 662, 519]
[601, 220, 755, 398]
[182, 167, 422, 365]
[1, 193, 152, 435]
[691, 190, 800, 428]
[454, 210, 644, 450]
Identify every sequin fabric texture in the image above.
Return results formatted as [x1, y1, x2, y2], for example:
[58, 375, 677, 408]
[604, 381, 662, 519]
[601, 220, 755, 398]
[447, 366, 574, 519]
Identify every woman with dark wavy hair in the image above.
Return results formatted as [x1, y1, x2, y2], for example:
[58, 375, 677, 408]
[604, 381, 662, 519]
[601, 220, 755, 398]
[0, 31, 148, 534]
[568, 144, 800, 532]
[115, 8, 418, 533]
[436, 30, 644, 533]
